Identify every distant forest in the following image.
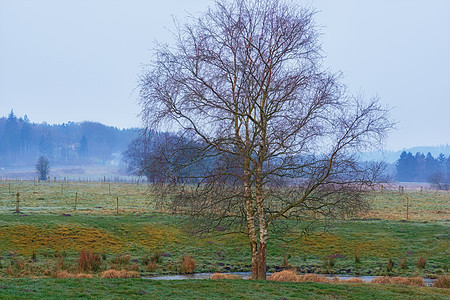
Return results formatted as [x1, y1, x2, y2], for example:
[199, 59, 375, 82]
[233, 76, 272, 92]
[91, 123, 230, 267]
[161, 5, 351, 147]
[0, 111, 138, 167]
[396, 151, 450, 185]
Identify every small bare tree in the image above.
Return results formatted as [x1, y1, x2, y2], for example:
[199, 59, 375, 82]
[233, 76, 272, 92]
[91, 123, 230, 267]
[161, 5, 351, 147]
[36, 156, 50, 181]
[139, 0, 393, 279]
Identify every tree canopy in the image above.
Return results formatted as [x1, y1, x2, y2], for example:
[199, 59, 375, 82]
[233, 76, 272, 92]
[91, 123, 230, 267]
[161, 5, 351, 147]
[138, 0, 393, 279]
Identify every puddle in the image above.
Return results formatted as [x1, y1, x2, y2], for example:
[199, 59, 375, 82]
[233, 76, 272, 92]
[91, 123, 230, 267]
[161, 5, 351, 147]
[143, 272, 437, 286]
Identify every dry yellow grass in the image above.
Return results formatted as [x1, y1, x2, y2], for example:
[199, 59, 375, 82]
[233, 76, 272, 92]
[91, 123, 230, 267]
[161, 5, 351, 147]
[433, 275, 449, 289]
[100, 269, 140, 278]
[268, 270, 298, 282]
[54, 271, 93, 278]
[370, 276, 425, 287]
[297, 274, 331, 283]
[0, 225, 124, 255]
[210, 273, 242, 280]
[342, 278, 365, 283]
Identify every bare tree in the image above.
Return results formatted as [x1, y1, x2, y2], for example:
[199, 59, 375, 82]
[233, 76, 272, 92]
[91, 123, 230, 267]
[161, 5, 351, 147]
[36, 156, 50, 181]
[139, 0, 393, 279]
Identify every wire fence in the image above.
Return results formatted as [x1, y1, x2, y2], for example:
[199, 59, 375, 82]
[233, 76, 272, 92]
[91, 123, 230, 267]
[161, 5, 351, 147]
[0, 180, 448, 221]
[0, 180, 154, 214]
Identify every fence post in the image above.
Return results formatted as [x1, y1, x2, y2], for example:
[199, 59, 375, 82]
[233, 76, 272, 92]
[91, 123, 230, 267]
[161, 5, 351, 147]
[75, 192, 77, 211]
[109, 183, 111, 195]
[116, 197, 119, 215]
[8, 183, 11, 194]
[15, 192, 20, 214]
[406, 196, 410, 221]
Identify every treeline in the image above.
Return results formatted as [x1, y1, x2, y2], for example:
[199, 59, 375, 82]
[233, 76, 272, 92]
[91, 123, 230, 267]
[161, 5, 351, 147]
[0, 110, 138, 167]
[396, 151, 450, 185]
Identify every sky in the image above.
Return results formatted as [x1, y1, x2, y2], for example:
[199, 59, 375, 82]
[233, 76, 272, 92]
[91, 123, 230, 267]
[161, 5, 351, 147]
[0, 0, 449, 151]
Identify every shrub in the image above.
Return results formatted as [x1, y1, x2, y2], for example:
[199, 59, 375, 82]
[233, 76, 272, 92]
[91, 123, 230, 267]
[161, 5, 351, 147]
[354, 253, 361, 264]
[101, 269, 140, 278]
[268, 270, 298, 282]
[417, 256, 427, 268]
[433, 275, 449, 288]
[180, 255, 196, 274]
[210, 273, 242, 280]
[78, 250, 102, 272]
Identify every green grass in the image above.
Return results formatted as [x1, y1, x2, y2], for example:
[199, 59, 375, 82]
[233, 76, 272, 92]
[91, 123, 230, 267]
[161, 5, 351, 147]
[0, 213, 447, 278]
[0, 278, 448, 299]
[0, 181, 448, 298]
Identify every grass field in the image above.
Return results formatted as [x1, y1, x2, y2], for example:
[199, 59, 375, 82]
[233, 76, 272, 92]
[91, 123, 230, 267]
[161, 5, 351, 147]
[0, 181, 448, 298]
[0, 278, 448, 299]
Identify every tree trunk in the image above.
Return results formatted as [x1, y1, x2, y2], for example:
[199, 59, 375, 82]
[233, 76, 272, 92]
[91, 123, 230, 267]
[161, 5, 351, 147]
[244, 166, 259, 279]
[255, 162, 267, 279]
[257, 227, 267, 280]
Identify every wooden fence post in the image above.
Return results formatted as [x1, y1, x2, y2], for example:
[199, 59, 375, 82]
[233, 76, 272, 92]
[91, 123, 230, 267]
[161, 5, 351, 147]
[406, 196, 410, 221]
[116, 197, 119, 215]
[74, 192, 77, 210]
[15, 192, 20, 214]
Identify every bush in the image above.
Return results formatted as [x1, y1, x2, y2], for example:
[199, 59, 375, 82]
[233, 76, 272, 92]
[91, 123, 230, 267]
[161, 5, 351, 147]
[180, 255, 196, 274]
[78, 251, 102, 272]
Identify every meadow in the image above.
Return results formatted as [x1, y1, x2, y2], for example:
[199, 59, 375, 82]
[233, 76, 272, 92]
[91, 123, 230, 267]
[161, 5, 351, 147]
[0, 181, 448, 298]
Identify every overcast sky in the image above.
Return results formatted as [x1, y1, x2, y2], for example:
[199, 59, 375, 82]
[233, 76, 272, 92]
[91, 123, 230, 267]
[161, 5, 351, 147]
[1, 0, 449, 151]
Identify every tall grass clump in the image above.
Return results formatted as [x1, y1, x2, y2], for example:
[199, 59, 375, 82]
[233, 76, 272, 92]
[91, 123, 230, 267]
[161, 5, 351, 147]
[371, 276, 425, 287]
[78, 250, 102, 272]
[210, 273, 242, 280]
[180, 255, 196, 274]
[268, 270, 298, 282]
[400, 257, 407, 269]
[386, 259, 394, 272]
[297, 274, 331, 283]
[433, 275, 449, 288]
[417, 256, 427, 269]
[101, 269, 140, 278]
